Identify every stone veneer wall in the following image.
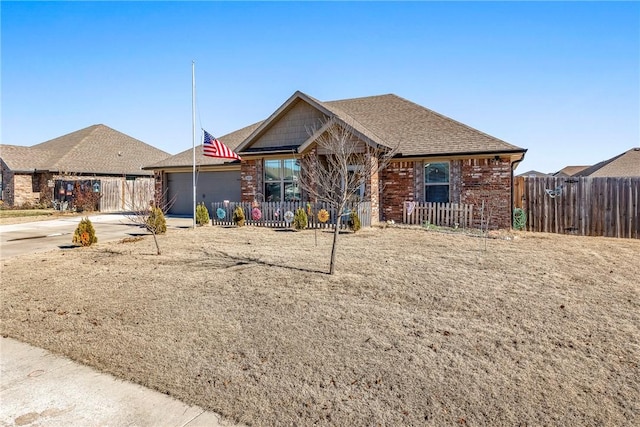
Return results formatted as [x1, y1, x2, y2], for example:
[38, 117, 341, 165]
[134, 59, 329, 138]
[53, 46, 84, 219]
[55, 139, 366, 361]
[12, 174, 39, 207]
[240, 159, 263, 202]
[367, 153, 380, 224]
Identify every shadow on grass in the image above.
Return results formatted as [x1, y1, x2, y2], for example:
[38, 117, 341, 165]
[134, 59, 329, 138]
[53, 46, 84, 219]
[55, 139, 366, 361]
[58, 245, 78, 250]
[222, 252, 329, 275]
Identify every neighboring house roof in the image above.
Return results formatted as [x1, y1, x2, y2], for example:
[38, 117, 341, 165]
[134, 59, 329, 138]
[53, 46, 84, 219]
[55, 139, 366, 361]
[553, 165, 590, 177]
[144, 121, 263, 170]
[517, 170, 551, 177]
[574, 147, 640, 177]
[0, 145, 53, 172]
[1, 124, 170, 176]
[235, 91, 526, 158]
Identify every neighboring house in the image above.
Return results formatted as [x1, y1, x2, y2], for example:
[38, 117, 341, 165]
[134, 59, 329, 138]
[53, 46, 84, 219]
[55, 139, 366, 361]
[517, 170, 551, 178]
[0, 124, 170, 210]
[573, 147, 640, 177]
[147, 91, 527, 228]
[553, 165, 590, 177]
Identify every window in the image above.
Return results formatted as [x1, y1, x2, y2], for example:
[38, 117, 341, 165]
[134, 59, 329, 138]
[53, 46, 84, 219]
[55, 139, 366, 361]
[425, 162, 449, 203]
[264, 159, 300, 202]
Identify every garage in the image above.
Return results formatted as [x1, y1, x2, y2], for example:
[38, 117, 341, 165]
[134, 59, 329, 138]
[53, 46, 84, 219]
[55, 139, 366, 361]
[167, 170, 241, 216]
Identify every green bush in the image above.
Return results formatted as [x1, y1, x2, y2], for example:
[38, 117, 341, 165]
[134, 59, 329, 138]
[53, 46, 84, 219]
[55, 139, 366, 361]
[348, 210, 361, 232]
[196, 202, 210, 226]
[293, 208, 308, 230]
[72, 217, 98, 246]
[146, 207, 167, 234]
[233, 206, 245, 227]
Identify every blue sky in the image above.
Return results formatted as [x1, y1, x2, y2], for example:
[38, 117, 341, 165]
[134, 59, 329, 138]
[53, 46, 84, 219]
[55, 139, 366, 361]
[2, 1, 638, 174]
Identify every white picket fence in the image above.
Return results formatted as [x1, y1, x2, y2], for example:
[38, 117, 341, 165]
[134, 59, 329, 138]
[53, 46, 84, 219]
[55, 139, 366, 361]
[402, 201, 474, 228]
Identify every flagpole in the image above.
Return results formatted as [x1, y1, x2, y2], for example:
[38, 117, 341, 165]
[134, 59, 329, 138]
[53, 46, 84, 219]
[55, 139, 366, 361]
[191, 60, 196, 229]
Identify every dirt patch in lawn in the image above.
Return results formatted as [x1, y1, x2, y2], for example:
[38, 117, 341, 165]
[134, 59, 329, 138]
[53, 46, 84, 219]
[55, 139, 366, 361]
[1, 226, 638, 426]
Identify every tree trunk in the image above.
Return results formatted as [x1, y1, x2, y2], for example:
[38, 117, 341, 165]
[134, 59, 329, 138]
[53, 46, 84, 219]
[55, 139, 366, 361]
[152, 231, 161, 255]
[329, 215, 340, 275]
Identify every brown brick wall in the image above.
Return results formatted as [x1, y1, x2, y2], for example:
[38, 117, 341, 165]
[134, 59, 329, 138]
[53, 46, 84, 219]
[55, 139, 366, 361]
[240, 159, 263, 202]
[154, 171, 164, 207]
[380, 157, 513, 229]
[380, 161, 416, 221]
[460, 158, 512, 229]
[1, 164, 14, 205]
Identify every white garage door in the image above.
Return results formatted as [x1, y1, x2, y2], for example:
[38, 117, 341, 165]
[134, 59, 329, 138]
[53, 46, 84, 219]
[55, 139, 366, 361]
[167, 171, 241, 216]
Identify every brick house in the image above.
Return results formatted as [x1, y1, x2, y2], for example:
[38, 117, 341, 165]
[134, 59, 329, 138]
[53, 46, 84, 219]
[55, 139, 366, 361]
[148, 91, 527, 228]
[0, 124, 169, 210]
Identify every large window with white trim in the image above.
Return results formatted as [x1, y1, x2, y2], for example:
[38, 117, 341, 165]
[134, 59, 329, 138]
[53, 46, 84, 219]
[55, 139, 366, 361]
[425, 162, 449, 203]
[264, 159, 300, 202]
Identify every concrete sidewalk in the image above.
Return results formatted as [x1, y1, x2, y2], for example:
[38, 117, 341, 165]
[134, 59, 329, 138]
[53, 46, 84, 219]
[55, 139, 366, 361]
[0, 337, 238, 426]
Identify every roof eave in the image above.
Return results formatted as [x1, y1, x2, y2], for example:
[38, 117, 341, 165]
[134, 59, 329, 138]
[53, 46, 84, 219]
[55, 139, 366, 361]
[393, 148, 527, 161]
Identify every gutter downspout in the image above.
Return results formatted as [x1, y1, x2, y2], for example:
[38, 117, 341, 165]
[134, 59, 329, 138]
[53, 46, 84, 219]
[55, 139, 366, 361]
[510, 151, 527, 229]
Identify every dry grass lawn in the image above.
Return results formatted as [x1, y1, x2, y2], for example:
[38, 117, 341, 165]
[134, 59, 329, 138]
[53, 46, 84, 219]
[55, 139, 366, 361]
[1, 225, 638, 426]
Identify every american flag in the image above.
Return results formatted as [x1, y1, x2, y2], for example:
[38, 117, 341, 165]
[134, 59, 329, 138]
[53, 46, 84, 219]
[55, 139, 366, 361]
[203, 130, 241, 160]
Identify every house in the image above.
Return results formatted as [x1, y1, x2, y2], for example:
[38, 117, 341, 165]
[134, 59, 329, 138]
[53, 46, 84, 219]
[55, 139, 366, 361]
[517, 170, 551, 178]
[147, 91, 527, 228]
[573, 147, 640, 177]
[553, 165, 590, 177]
[144, 122, 261, 215]
[0, 124, 170, 210]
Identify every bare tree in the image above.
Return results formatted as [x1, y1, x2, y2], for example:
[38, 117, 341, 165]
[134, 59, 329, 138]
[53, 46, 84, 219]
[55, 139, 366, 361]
[298, 117, 396, 274]
[124, 181, 175, 255]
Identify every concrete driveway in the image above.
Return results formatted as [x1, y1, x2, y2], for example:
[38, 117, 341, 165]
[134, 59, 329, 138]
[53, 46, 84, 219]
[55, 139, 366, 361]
[0, 214, 193, 260]
[0, 337, 233, 427]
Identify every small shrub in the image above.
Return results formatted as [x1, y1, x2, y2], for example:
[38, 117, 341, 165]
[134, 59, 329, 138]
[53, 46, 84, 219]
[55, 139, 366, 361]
[233, 206, 245, 227]
[196, 202, 210, 226]
[72, 182, 101, 212]
[146, 207, 167, 234]
[72, 217, 98, 246]
[293, 208, 308, 230]
[348, 211, 361, 232]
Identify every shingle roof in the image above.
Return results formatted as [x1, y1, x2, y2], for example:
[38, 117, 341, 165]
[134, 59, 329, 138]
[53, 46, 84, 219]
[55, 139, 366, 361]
[1, 124, 170, 175]
[574, 148, 640, 177]
[144, 121, 263, 169]
[35, 124, 170, 175]
[517, 170, 551, 177]
[553, 165, 590, 177]
[324, 94, 524, 156]
[147, 91, 526, 170]
[234, 91, 525, 158]
[0, 145, 53, 172]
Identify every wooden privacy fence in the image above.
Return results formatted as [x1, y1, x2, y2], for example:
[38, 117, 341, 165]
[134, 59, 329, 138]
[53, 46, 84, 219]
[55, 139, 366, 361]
[402, 201, 474, 228]
[99, 177, 155, 212]
[514, 176, 639, 238]
[210, 201, 372, 229]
